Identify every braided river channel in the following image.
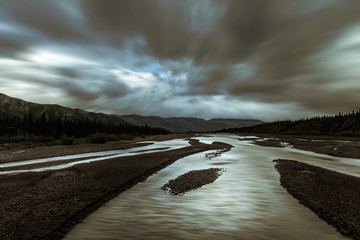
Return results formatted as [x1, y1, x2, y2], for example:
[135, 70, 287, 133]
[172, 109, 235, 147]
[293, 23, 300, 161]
[64, 134, 360, 240]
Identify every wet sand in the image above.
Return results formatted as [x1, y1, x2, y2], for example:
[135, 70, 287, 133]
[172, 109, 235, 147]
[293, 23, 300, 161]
[0, 138, 232, 240]
[249, 136, 360, 159]
[274, 159, 360, 239]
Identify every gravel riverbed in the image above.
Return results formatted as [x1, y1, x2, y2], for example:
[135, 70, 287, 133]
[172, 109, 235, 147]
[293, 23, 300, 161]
[274, 159, 360, 239]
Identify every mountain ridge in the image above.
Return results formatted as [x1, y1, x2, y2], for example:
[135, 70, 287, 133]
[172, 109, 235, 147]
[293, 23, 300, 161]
[120, 114, 263, 132]
[0, 93, 129, 125]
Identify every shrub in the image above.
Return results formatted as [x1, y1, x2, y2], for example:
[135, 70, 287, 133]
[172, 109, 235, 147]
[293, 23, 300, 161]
[88, 133, 107, 144]
[118, 133, 134, 140]
[105, 134, 118, 141]
[37, 136, 55, 143]
[61, 137, 75, 145]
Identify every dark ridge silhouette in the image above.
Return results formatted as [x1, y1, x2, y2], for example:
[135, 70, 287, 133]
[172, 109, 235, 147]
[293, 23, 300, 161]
[0, 93, 129, 125]
[220, 111, 360, 137]
[120, 114, 262, 133]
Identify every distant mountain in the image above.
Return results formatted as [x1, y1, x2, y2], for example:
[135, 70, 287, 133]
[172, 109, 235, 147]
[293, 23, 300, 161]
[120, 114, 263, 132]
[0, 93, 128, 125]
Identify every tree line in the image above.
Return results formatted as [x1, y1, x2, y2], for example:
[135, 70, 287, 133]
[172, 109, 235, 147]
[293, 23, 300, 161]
[221, 110, 360, 137]
[0, 111, 169, 142]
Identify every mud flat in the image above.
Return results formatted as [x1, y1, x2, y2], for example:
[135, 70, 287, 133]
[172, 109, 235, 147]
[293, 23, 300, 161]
[0, 139, 232, 240]
[274, 159, 360, 239]
[161, 168, 225, 195]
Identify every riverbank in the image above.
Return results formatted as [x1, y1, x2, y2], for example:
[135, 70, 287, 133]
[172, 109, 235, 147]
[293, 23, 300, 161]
[0, 138, 232, 240]
[274, 159, 360, 239]
[246, 135, 360, 159]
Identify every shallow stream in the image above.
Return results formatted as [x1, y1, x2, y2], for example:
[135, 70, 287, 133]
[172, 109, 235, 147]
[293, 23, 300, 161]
[0, 139, 189, 174]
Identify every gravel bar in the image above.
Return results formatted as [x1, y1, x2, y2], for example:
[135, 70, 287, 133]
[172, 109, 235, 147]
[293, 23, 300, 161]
[274, 159, 360, 239]
[161, 168, 225, 195]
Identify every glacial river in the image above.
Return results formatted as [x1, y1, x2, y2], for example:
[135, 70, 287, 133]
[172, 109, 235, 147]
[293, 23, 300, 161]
[0, 139, 190, 174]
[62, 134, 360, 240]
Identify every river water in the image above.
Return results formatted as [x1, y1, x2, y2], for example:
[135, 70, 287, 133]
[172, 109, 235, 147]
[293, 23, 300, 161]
[0, 139, 190, 174]
[64, 134, 359, 240]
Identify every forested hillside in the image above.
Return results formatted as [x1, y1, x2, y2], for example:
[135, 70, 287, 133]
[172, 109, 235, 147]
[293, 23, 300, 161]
[0, 93, 169, 143]
[222, 111, 360, 137]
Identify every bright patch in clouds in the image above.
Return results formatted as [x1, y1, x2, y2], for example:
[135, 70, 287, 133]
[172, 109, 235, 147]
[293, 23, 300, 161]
[24, 49, 95, 66]
[110, 69, 157, 88]
[0, 57, 24, 67]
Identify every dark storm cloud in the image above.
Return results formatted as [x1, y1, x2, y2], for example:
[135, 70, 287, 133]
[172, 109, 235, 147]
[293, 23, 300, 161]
[0, 38, 25, 59]
[82, 0, 360, 102]
[0, 0, 89, 41]
[56, 67, 82, 79]
[192, 0, 282, 64]
[203, 0, 360, 71]
[81, 0, 199, 60]
[1, 0, 360, 120]
[54, 67, 130, 100]
[182, 0, 360, 114]
[82, 0, 281, 63]
[83, 0, 352, 65]
[0, 37, 22, 50]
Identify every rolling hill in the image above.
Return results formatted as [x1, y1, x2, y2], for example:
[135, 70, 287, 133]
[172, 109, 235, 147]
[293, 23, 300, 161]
[120, 114, 262, 132]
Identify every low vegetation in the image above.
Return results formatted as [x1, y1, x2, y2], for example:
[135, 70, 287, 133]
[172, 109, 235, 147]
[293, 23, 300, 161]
[203, 148, 230, 160]
[60, 136, 75, 145]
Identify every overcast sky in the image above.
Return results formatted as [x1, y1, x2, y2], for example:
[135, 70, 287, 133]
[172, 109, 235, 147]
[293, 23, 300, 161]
[1, 0, 360, 121]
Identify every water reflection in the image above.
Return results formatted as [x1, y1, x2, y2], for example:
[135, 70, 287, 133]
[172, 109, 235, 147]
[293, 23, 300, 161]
[65, 134, 356, 239]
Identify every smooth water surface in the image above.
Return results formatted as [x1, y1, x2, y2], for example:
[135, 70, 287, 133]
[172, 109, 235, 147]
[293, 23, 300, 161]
[64, 134, 360, 240]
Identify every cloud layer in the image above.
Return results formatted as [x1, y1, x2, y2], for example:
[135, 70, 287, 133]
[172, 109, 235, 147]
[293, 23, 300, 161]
[1, 0, 360, 121]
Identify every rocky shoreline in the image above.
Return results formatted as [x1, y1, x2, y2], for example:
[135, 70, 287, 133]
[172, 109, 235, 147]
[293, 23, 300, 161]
[274, 159, 360, 239]
[0, 138, 232, 240]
